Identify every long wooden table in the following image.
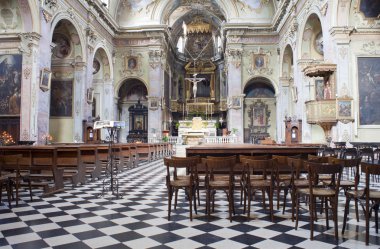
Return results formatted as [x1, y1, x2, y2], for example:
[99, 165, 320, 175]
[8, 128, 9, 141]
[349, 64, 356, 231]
[186, 144, 320, 158]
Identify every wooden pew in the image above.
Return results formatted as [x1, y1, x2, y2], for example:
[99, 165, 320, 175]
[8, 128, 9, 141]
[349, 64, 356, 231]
[120, 144, 133, 169]
[79, 145, 101, 181]
[129, 144, 139, 166]
[136, 143, 152, 162]
[30, 147, 64, 196]
[1, 146, 64, 196]
[56, 146, 86, 187]
[96, 144, 110, 176]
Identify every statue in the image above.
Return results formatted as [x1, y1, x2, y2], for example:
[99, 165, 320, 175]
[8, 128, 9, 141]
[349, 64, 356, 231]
[185, 73, 205, 99]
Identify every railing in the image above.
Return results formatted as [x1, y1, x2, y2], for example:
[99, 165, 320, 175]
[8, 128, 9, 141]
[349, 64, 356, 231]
[148, 136, 183, 144]
[147, 136, 238, 144]
[204, 136, 238, 144]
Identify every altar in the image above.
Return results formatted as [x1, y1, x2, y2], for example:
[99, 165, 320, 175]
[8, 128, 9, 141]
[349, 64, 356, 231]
[178, 117, 216, 145]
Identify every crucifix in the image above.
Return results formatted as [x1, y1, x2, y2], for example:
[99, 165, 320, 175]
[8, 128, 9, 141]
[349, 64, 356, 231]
[185, 73, 205, 99]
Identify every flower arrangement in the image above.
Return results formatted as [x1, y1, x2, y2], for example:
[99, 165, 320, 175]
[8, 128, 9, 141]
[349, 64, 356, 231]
[0, 131, 15, 146]
[42, 133, 53, 145]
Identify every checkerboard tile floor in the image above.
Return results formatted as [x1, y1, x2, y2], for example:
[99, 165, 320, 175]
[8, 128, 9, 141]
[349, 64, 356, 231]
[1, 159, 379, 249]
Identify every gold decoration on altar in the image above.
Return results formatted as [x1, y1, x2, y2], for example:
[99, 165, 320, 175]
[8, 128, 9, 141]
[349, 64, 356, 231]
[186, 16, 211, 34]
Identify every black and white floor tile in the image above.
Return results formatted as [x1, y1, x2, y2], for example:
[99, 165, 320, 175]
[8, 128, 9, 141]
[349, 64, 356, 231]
[1, 159, 379, 249]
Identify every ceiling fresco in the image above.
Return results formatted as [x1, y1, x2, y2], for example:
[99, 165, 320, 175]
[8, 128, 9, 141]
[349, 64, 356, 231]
[116, 0, 275, 28]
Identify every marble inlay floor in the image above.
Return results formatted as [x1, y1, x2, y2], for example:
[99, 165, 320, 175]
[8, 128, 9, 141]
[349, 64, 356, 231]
[0, 158, 379, 249]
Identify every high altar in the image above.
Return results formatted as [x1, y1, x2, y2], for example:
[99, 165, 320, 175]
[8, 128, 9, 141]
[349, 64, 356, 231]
[178, 117, 216, 145]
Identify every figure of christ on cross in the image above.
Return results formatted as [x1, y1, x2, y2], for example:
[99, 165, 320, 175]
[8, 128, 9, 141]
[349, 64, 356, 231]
[185, 73, 205, 99]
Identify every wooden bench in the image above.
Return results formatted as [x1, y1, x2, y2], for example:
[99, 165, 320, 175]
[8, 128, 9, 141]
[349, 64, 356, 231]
[136, 143, 153, 162]
[30, 147, 64, 196]
[56, 146, 85, 187]
[120, 144, 133, 169]
[79, 145, 101, 181]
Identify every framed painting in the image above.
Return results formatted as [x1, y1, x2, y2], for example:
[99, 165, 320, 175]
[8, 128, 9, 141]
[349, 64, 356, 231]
[315, 78, 324, 100]
[253, 107, 266, 126]
[231, 96, 242, 109]
[134, 115, 144, 130]
[50, 80, 73, 117]
[358, 57, 380, 125]
[86, 87, 94, 104]
[336, 98, 354, 121]
[0, 54, 22, 115]
[149, 97, 159, 110]
[358, 0, 380, 18]
[40, 68, 51, 92]
[253, 54, 266, 69]
[126, 56, 138, 70]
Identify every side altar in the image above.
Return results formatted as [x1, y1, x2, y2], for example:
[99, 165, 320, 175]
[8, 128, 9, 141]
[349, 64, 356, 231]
[178, 117, 216, 145]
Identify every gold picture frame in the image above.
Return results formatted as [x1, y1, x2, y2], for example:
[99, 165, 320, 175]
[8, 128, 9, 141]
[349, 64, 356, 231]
[253, 54, 266, 69]
[336, 97, 354, 122]
[231, 96, 242, 109]
[125, 56, 138, 70]
[40, 68, 51, 92]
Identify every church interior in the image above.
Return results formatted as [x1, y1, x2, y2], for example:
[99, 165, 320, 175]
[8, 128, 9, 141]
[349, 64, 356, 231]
[0, 0, 380, 248]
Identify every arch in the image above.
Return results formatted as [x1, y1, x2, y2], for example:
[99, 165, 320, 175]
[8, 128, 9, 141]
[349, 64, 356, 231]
[49, 14, 86, 62]
[118, 79, 148, 102]
[19, 0, 40, 33]
[297, 12, 324, 61]
[114, 76, 149, 97]
[281, 44, 294, 78]
[92, 46, 113, 82]
[296, 8, 324, 60]
[243, 77, 276, 98]
[92, 44, 114, 80]
[243, 76, 279, 97]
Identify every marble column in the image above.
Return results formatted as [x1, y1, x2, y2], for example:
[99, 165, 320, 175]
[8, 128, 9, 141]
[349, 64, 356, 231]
[18, 33, 41, 142]
[333, 34, 353, 143]
[226, 48, 243, 143]
[148, 49, 164, 137]
[73, 62, 86, 142]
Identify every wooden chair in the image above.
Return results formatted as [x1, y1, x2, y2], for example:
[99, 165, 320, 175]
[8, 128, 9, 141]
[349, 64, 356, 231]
[0, 154, 32, 208]
[241, 158, 276, 221]
[238, 155, 268, 204]
[295, 161, 343, 240]
[287, 157, 309, 221]
[342, 162, 380, 245]
[342, 148, 358, 159]
[164, 157, 198, 221]
[171, 155, 201, 205]
[272, 155, 292, 210]
[205, 156, 236, 222]
[360, 148, 374, 163]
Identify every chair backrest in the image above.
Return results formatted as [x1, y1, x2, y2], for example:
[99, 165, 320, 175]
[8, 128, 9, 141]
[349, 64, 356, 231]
[163, 157, 197, 182]
[272, 155, 291, 174]
[307, 161, 343, 193]
[361, 162, 380, 202]
[238, 154, 267, 163]
[287, 157, 307, 179]
[242, 158, 276, 180]
[322, 147, 336, 157]
[0, 154, 22, 173]
[342, 148, 358, 159]
[205, 156, 236, 180]
[272, 155, 288, 165]
[360, 148, 374, 162]
[329, 157, 362, 185]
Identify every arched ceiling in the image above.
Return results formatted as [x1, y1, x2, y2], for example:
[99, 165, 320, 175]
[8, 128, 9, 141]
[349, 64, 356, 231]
[112, 0, 277, 29]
